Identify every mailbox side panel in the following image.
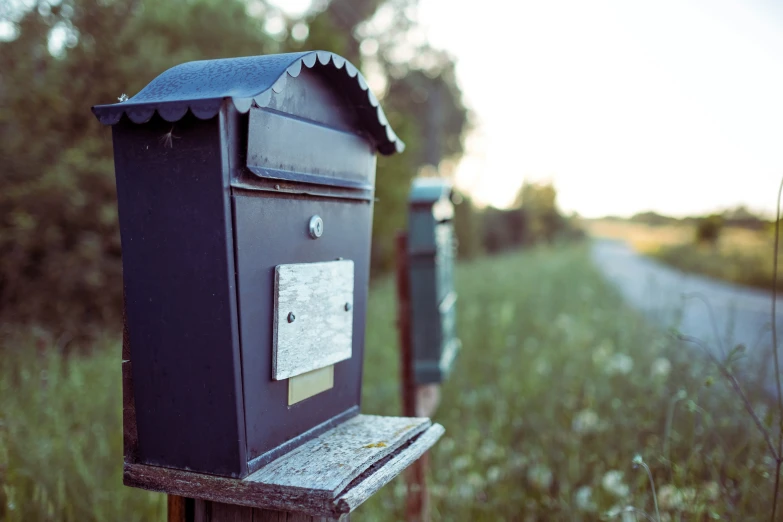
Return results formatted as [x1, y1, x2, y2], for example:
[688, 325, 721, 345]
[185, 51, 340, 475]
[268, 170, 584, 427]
[112, 113, 246, 477]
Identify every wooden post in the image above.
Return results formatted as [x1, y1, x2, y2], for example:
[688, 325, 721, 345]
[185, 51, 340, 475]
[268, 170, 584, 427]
[190, 500, 347, 521]
[395, 232, 431, 522]
[396, 232, 416, 420]
[169, 497, 346, 521]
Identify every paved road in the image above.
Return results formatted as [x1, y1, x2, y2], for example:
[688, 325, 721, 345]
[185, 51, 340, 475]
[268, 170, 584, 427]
[590, 239, 783, 390]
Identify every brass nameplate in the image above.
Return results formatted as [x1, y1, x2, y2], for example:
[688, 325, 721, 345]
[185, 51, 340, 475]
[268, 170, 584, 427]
[288, 366, 334, 405]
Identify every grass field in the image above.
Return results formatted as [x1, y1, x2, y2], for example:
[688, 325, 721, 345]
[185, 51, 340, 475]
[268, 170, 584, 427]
[585, 219, 781, 292]
[1, 245, 779, 521]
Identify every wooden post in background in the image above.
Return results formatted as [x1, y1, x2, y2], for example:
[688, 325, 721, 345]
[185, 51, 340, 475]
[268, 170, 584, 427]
[395, 232, 429, 522]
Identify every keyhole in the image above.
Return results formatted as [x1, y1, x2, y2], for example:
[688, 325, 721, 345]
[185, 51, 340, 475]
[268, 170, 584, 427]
[309, 215, 324, 239]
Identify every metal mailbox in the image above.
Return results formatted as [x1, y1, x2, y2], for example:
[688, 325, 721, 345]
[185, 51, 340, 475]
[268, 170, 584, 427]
[92, 51, 403, 479]
[407, 177, 460, 384]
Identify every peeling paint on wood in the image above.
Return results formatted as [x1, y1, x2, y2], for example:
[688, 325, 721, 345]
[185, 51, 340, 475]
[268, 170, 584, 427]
[273, 260, 354, 380]
[126, 415, 443, 518]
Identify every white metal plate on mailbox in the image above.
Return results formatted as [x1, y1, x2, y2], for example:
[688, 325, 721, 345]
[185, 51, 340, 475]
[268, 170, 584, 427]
[273, 259, 354, 380]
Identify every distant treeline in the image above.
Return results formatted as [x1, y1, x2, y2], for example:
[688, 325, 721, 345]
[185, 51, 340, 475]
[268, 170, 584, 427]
[452, 181, 584, 260]
[607, 207, 772, 231]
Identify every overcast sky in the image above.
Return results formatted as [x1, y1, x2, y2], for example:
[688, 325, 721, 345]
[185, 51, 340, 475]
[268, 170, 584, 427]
[418, 0, 783, 217]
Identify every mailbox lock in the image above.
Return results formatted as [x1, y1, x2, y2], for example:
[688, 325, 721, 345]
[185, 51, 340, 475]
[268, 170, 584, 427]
[287, 312, 296, 323]
[309, 215, 324, 239]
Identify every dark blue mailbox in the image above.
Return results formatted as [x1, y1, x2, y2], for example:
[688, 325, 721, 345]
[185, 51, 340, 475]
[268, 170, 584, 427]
[407, 177, 459, 384]
[92, 52, 403, 479]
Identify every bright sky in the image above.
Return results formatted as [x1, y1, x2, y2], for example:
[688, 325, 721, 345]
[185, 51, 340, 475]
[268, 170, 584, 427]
[418, 0, 783, 217]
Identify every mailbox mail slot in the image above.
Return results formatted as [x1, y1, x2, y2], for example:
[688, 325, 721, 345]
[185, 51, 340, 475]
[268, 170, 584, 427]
[92, 51, 403, 478]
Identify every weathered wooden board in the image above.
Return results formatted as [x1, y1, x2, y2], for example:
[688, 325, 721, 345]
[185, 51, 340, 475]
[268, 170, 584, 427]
[273, 260, 354, 380]
[125, 415, 444, 518]
[248, 414, 427, 494]
[335, 422, 444, 514]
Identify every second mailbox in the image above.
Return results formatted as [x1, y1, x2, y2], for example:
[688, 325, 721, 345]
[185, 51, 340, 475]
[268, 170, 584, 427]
[92, 51, 403, 478]
[407, 177, 460, 384]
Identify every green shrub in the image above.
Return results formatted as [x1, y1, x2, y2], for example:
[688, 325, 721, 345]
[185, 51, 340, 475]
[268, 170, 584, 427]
[695, 215, 724, 245]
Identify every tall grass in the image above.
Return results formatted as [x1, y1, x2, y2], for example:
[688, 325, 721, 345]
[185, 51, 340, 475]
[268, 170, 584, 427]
[0, 245, 777, 521]
[653, 243, 783, 293]
[358, 246, 775, 520]
[586, 218, 780, 292]
[0, 333, 164, 521]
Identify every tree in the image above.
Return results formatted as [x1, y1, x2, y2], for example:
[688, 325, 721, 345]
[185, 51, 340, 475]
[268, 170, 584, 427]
[695, 214, 724, 246]
[0, 0, 470, 332]
[0, 0, 277, 332]
[452, 191, 482, 260]
[515, 181, 563, 244]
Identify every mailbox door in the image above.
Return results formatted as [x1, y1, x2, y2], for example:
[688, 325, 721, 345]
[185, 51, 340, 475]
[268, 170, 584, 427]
[232, 192, 372, 469]
[409, 222, 458, 384]
[410, 256, 445, 384]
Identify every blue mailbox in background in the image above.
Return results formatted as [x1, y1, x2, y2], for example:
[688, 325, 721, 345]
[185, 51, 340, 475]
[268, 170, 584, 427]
[407, 177, 460, 384]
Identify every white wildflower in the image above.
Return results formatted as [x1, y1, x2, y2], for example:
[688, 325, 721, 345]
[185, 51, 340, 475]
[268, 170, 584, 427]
[574, 485, 595, 511]
[572, 409, 600, 434]
[602, 470, 630, 497]
[117, 93, 128, 102]
[430, 484, 447, 498]
[702, 481, 720, 502]
[756, 403, 770, 423]
[487, 466, 502, 483]
[605, 505, 636, 522]
[527, 464, 553, 491]
[658, 484, 697, 511]
[509, 454, 529, 470]
[455, 482, 475, 499]
[651, 357, 672, 378]
[478, 440, 502, 461]
[605, 353, 634, 375]
[466, 472, 485, 490]
[439, 437, 455, 454]
[452, 454, 471, 471]
[592, 339, 614, 365]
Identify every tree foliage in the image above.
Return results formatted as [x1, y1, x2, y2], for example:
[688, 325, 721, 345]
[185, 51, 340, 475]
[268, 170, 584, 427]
[478, 182, 583, 255]
[0, 0, 469, 332]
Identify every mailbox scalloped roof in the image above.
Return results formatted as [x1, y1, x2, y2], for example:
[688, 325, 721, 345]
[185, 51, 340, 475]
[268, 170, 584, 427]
[409, 177, 453, 204]
[91, 51, 404, 155]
